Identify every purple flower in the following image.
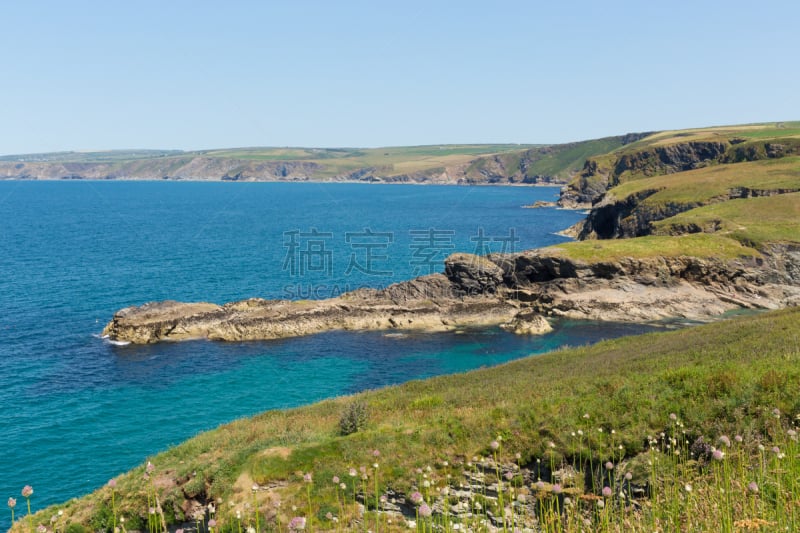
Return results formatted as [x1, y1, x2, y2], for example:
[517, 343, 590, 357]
[373, 449, 380, 457]
[772, 446, 781, 454]
[332, 476, 339, 484]
[490, 441, 500, 451]
[303, 473, 312, 483]
[146, 461, 155, 474]
[535, 481, 545, 491]
[718, 435, 731, 448]
[504, 472, 514, 480]
[176, 529, 184, 533]
[624, 472, 633, 481]
[107, 479, 117, 489]
[288, 516, 306, 531]
[601, 486, 612, 498]
[208, 519, 217, 528]
[349, 468, 357, 477]
[669, 413, 677, 421]
[604, 461, 614, 470]
[772, 408, 781, 418]
[552, 484, 562, 494]
[712, 449, 724, 461]
[418, 503, 432, 518]
[21, 486, 33, 498]
[8, 498, 16, 509]
[734, 435, 743, 443]
[37, 526, 46, 533]
[748, 481, 759, 494]
[410, 491, 423, 504]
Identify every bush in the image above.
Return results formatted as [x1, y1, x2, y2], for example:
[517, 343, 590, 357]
[339, 400, 369, 435]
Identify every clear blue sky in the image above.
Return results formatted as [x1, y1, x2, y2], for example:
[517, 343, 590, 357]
[1, 0, 798, 154]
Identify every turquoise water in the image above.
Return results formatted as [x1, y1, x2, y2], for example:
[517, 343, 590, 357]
[0, 182, 654, 527]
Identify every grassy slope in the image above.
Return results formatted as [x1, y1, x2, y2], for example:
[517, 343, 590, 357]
[20, 308, 800, 531]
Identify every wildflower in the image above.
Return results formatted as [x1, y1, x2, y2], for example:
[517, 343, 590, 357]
[552, 484, 562, 494]
[251, 484, 259, 492]
[583, 413, 590, 419]
[339, 483, 346, 490]
[577, 429, 583, 436]
[422, 480, 430, 488]
[373, 449, 380, 457]
[288, 516, 306, 531]
[406, 520, 416, 529]
[718, 435, 731, 448]
[772, 446, 781, 454]
[176, 529, 184, 533]
[332, 476, 339, 484]
[208, 519, 217, 528]
[149, 507, 156, 515]
[325, 512, 333, 520]
[303, 473, 312, 483]
[349, 468, 357, 477]
[598, 428, 603, 433]
[772, 408, 781, 418]
[37, 526, 46, 533]
[669, 413, 677, 421]
[107, 479, 117, 488]
[146, 462, 154, 474]
[410, 491, 423, 504]
[605, 461, 614, 470]
[21, 486, 33, 498]
[788, 429, 797, 441]
[602, 486, 612, 498]
[504, 472, 514, 480]
[490, 440, 500, 451]
[535, 481, 545, 491]
[625, 472, 633, 481]
[563, 497, 572, 506]
[8, 498, 16, 509]
[596, 500, 604, 509]
[684, 484, 692, 493]
[373, 463, 379, 469]
[712, 449, 724, 461]
[748, 482, 759, 494]
[548, 441, 555, 448]
[735, 435, 743, 443]
[418, 504, 432, 518]
[246, 528, 255, 533]
[758, 444, 765, 451]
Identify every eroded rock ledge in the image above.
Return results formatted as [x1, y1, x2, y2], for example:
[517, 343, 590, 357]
[102, 248, 800, 344]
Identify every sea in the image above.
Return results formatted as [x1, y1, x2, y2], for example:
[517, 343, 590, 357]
[0, 181, 659, 528]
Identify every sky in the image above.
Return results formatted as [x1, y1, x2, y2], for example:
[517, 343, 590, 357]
[1, 0, 798, 155]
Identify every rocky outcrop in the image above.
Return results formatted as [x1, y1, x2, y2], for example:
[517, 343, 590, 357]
[102, 247, 800, 344]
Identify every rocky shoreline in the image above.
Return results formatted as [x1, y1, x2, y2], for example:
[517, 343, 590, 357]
[102, 248, 800, 344]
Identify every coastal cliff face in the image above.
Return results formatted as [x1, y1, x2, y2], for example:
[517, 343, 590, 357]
[558, 139, 800, 210]
[102, 248, 800, 344]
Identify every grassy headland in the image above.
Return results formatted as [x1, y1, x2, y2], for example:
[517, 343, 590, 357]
[11, 308, 800, 532]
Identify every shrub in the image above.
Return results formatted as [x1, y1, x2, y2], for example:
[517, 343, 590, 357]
[339, 400, 369, 435]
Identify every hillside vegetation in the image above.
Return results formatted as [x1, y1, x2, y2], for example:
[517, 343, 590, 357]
[0, 138, 638, 185]
[12, 308, 800, 532]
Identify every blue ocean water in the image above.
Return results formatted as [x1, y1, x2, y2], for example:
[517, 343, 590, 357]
[0, 182, 654, 528]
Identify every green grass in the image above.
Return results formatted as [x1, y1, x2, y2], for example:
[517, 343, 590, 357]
[608, 157, 800, 206]
[653, 192, 800, 248]
[13, 308, 800, 531]
[543, 233, 760, 262]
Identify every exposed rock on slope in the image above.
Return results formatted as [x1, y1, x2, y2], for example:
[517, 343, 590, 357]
[103, 247, 800, 344]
